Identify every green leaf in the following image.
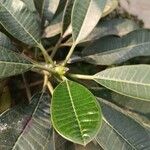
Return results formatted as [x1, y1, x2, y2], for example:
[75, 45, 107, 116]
[51, 80, 102, 146]
[72, 0, 106, 44]
[94, 65, 150, 101]
[34, 0, 60, 22]
[0, 47, 33, 78]
[0, 93, 54, 149]
[62, 0, 74, 35]
[95, 98, 150, 150]
[82, 29, 150, 65]
[0, 0, 41, 46]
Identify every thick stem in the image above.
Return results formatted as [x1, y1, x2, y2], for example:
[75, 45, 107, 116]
[43, 72, 49, 92]
[38, 43, 54, 66]
[68, 73, 94, 80]
[62, 43, 76, 66]
[47, 81, 54, 95]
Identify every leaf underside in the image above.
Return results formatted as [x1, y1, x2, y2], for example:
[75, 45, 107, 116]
[94, 65, 150, 101]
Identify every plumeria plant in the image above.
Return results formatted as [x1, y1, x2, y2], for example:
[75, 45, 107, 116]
[0, 0, 150, 149]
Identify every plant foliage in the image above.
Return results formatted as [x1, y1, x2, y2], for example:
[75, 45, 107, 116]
[0, 0, 150, 149]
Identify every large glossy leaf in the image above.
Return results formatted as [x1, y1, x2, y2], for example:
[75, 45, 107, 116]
[0, 93, 54, 150]
[0, 0, 41, 46]
[82, 29, 150, 65]
[95, 98, 150, 150]
[51, 80, 102, 146]
[0, 47, 33, 78]
[94, 65, 150, 101]
[34, 0, 60, 22]
[71, 0, 106, 44]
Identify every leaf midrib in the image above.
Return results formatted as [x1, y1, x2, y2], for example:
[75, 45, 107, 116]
[94, 76, 150, 101]
[94, 75, 150, 87]
[65, 80, 85, 144]
[0, 2, 39, 46]
[0, 61, 32, 66]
